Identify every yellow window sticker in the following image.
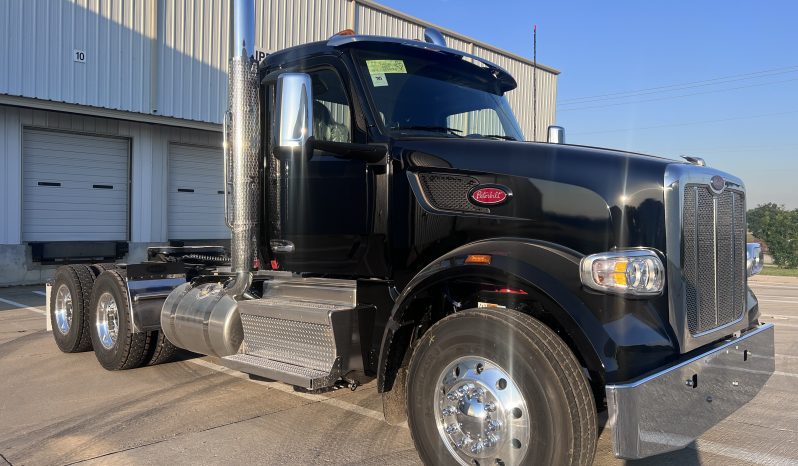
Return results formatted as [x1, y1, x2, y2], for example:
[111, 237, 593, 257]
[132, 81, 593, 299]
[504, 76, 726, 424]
[366, 60, 407, 75]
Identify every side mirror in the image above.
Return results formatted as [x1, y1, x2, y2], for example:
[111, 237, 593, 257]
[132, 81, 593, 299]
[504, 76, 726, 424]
[746, 243, 764, 276]
[274, 73, 313, 160]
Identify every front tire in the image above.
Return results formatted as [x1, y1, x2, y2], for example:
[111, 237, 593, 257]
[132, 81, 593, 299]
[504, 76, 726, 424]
[89, 270, 151, 370]
[406, 308, 596, 466]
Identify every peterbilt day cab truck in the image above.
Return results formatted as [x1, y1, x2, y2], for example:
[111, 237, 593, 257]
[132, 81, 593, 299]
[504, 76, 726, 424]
[48, 2, 775, 465]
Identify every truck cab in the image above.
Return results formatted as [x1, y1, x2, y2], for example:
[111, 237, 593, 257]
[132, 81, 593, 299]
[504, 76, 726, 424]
[48, 6, 774, 465]
[260, 36, 525, 279]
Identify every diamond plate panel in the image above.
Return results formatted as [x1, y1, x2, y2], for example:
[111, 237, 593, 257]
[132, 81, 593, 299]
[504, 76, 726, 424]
[240, 313, 336, 371]
[255, 297, 343, 311]
[224, 353, 329, 379]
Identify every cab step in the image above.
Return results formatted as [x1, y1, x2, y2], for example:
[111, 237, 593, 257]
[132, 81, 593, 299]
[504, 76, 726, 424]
[222, 353, 340, 389]
[219, 277, 362, 390]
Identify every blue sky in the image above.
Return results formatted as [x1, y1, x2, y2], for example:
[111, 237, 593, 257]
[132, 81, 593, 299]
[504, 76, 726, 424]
[376, 0, 798, 209]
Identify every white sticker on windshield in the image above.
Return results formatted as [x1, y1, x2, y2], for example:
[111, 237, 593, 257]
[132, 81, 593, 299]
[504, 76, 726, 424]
[370, 72, 388, 87]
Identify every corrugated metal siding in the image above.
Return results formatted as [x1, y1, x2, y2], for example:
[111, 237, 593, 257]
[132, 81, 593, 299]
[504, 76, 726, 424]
[255, 0, 349, 52]
[158, 0, 351, 124]
[356, 3, 426, 41]
[0, 0, 557, 139]
[157, 0, 229, 123]
[0, 0, 154, 115]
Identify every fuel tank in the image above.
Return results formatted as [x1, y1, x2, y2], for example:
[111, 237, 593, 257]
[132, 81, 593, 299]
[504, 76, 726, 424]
[160, 282, 244, 357]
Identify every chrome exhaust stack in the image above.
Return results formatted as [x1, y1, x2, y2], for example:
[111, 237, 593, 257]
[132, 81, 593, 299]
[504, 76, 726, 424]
[224, 0, 261, 297]
[160, 0, 259, 355]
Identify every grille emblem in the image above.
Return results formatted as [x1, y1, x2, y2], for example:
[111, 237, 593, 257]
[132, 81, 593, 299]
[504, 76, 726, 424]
[710, 175, 725, 193]
[470, 185, 511, 206]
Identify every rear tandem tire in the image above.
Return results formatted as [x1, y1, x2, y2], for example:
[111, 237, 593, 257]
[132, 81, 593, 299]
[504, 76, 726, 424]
[406, 308, 597, 466]
[50, 265, 95, 353]
[145, 331, 180, 366]
[88, 262, 117, 277]
[89, 270, 152, 371]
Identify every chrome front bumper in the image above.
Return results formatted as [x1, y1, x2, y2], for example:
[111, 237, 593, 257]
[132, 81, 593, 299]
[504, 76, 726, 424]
[606, 323, 775, 459]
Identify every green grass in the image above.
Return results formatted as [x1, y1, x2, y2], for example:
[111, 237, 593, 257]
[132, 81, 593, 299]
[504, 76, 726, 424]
[759, 265, 798, 277]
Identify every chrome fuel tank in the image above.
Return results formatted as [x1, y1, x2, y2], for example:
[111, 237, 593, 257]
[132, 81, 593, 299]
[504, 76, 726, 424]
[161, 282, 244, 357]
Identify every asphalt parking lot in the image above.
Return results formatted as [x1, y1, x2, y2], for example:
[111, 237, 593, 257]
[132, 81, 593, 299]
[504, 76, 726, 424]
[1, 276, 796, 466]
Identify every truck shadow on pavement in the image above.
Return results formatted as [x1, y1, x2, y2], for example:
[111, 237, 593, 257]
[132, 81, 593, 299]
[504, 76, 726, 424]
[624, 442, 702, 466]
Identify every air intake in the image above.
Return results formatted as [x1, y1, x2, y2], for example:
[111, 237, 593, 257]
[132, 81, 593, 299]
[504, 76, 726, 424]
[424, 27, 447, 47]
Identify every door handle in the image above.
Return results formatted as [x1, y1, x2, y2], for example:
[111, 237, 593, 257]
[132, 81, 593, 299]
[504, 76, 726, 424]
[270, 240, 295, 253]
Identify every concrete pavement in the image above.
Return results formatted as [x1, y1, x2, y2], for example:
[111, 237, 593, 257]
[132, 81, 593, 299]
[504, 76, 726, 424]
[0, 277, 796, 465]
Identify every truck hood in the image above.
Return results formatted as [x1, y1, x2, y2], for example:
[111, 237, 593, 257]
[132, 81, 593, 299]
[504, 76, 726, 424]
[392, 138, 680, 254]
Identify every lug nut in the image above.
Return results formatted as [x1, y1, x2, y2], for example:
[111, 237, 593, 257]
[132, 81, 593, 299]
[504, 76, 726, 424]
[487, 419, 502, 432]
[485, 402, 497, 412]
[470, 441, 484, 454]
[442, 406, 456, 416]
[445, 423, 459, 434]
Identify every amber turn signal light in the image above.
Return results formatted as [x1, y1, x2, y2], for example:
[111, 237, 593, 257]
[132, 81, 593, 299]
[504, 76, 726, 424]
[465, 254, 492, 265]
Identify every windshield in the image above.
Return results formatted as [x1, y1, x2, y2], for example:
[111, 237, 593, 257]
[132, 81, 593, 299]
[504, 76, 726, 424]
[352, 46, 525, 141]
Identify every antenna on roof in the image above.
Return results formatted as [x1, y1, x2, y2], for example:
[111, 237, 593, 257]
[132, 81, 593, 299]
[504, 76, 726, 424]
[424, 27, 447, 47]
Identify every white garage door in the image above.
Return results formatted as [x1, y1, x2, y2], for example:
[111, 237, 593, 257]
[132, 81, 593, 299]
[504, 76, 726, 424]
[22, 129, 129, 241]
[168, 144, 228, 240]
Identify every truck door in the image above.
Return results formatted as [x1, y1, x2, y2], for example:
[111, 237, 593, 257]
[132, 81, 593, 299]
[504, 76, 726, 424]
[270, 63, 376, 276]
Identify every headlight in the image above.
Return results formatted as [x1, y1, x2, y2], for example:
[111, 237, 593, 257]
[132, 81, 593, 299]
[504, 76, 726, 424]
[746, 243, 764, 277]
[580, 249, 665, 296]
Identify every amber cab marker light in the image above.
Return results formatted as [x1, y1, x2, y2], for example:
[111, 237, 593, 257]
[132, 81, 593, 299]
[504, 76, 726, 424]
[335, 29, 356, 36]
[494, 288, 528, 295]
[465, 254, 492, 265]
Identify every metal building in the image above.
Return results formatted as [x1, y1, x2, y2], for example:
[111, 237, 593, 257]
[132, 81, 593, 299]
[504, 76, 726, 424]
[0, 0, 559, 285]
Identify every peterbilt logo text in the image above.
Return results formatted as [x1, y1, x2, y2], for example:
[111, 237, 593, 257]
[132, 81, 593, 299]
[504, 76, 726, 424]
[470, 186, 511, 206]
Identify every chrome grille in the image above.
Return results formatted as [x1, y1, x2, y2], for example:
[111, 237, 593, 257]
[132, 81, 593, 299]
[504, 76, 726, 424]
[682, 184, 746, 335]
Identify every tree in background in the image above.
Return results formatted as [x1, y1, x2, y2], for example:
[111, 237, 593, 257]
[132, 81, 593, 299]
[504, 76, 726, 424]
[748, 203, 798, 268]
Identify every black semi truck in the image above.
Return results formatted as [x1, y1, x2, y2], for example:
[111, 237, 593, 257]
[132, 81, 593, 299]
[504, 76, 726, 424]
[48, 1, 774, 464]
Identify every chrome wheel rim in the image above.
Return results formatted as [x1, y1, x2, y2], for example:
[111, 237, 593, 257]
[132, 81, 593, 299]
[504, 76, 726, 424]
[96, 292, 119, 350]
[54, 284, 73, 335]
[434, 356, 530, 466]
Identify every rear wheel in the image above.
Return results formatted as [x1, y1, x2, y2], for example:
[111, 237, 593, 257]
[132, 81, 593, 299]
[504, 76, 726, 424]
[89, 270, 152, 370]
[50, 265, 95, 353]
[406, 308, 596, 466]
